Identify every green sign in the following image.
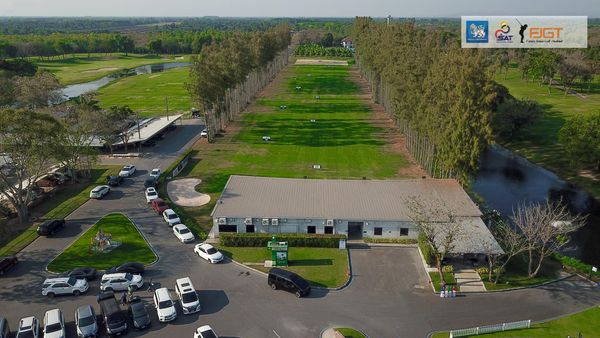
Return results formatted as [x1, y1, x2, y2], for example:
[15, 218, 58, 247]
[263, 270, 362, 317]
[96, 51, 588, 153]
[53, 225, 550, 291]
[267, 236, 288, 266]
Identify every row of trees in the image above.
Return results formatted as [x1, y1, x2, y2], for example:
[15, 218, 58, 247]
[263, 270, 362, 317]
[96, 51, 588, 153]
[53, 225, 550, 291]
[353, 17, 496, 182]
[294, 44, 353, 57]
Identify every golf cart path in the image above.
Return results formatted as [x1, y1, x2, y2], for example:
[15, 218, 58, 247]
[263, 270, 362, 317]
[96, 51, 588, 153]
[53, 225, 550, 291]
[167, 178, 211, 207]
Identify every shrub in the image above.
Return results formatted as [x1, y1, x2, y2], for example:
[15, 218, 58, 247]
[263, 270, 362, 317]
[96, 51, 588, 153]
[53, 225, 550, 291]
[220, 233, 346, 248]
[363, 237, 417, 244]
[442, 265, 454, 273]
[476, 266, 489, 275]
[418, 233, 435, 265]
[554, 253, 600, 280]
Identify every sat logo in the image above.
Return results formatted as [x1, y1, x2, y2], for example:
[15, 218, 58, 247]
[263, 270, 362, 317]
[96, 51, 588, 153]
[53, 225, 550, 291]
[495, 21, 514, 43]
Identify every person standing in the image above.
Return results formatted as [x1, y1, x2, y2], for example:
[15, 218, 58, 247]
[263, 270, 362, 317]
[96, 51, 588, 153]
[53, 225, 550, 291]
[120, 292, 127, 306]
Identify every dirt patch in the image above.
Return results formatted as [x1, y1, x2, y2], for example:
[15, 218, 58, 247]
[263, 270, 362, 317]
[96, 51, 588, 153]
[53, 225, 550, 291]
[295, 59, 349, 66]
[167, 178, 211, 207]
[81, 67, 120, 74]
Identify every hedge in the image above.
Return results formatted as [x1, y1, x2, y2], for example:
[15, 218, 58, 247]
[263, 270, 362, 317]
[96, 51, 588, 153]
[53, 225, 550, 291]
[418, 233, 435, 265]
[220, 233, 346, 248]
[363, 237, 417, 244]
[554, 253, 600, 280]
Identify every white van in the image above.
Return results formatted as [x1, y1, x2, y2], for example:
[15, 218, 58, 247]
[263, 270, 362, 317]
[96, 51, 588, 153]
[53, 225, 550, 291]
[175, 277, 201, 314]
[43, 309, 65, 338]
[153, 287, 177, 322]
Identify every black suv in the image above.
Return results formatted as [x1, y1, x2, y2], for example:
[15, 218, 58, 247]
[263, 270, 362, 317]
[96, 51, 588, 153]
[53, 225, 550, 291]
[36, 219, 65, 236]
[143, 177, 157, 189]
[0, 256, 18, 276]
[106, 175, 124, 187]
[97, 291, 128, 336]
[267, 268, 311, 298]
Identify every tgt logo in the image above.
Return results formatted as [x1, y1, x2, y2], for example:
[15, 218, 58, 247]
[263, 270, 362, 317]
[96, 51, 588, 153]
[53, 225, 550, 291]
[530, 27, 563, 39]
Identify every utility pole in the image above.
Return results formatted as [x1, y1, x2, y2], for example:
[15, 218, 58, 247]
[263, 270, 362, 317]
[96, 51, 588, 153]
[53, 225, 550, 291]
[165, 96, 169, 121]
[387, 15, 391, 26]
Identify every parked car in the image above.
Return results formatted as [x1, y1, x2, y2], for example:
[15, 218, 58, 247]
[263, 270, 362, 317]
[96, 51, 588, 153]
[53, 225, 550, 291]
[127, 296, 151, 330]
[75, 304, 98, 338]
[0, 316, 8, 338]
[153, 287, 177, 322]
[162, 209, 181, 226]
[151, 198, 169, 214]
[268, 268, 311, 298]
[200, 129, 208, 138]
[42, 309, 65, 338]
[42, 277, 89, 297]
[36, 219, 65, 236]
[194, 243, 224, 264]
[149, 168, 161, 179]
[89, 185, 110, 199]
[62, 267, 97, 281]
[145, 187, 159, 203]
[0, 256, 18, 276]
[194, 325, 218, 338]
[106, 175, 124, 187]
[106, 262, 145, 275]
[173, 224, 195, 243]
[97, 291, 128, 336]
[16, 316, 39, 338]
[118, 165, 136, 177]
[100, 272, 144, 292]
[175, 277, 201, 314]
[144, 176, 157, 189]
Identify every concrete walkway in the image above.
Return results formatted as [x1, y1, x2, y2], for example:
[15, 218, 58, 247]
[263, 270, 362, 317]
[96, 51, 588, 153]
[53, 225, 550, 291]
[455, 267, 487, 292]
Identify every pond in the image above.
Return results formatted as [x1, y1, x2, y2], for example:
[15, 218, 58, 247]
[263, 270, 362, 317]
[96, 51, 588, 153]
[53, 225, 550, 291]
[61, 62, 191, 99]
[473, 145, 600, 266]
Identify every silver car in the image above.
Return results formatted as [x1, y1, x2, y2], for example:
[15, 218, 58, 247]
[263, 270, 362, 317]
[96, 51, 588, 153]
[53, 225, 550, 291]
[75, 305, 98, 338]
[89, 185, 110, 199]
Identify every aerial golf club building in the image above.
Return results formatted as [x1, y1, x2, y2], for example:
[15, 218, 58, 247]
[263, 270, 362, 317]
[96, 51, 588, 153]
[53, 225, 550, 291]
[211, 175, 502, 255]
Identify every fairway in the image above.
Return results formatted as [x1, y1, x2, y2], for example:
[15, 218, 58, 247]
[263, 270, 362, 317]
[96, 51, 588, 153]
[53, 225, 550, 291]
[36, 53, 189, 85]
[97, 67, 191, 117]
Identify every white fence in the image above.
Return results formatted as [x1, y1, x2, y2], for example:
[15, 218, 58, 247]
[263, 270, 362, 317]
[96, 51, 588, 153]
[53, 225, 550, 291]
[449, 320, 531, 337]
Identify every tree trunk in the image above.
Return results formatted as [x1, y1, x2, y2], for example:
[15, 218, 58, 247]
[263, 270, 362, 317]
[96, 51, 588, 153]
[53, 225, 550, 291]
[530, 253, 546, 278]
[488, 256, 494, 282]
[527, 248, 534, 277]
[16, 203, 29, 224]
[436, 256, 444, 283]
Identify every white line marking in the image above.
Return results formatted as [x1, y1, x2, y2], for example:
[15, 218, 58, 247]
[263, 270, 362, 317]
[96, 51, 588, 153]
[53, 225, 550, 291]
[273, 329, 281, 338]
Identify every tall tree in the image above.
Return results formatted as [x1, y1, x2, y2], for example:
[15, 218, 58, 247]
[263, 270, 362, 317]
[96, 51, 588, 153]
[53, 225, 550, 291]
[559, 112, 600, 171]
[13, 71, 61, 108]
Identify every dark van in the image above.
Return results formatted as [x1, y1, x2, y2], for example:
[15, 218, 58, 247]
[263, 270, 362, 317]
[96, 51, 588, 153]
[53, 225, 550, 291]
[97, 291, 128, 336]
[37, 219, 65, 236]
[267, 268, 311, 298]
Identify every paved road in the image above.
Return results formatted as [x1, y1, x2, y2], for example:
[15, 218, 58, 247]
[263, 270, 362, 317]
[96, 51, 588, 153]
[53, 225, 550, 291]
[1, 118, 599, 337]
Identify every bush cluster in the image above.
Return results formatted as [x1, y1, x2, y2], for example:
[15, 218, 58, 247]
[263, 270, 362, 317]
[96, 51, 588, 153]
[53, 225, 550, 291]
[363, 237, 417, 244]
[554, 253, 600, 280]
[418, 233, 435, 265]
[294, 44, 353, 57]
[220, 233, 346, 248]
[442, 265, 454, 273]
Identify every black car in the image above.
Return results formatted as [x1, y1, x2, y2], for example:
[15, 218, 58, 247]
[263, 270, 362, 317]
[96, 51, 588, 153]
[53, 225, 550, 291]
[97, 291, 128, 336]
[0, 256, 18, 276]
[143, 177, 157, 189]
[63, 267, 97, 281]
[106, 175, 124, 187]
[128, 296, 151, 330]
[268, 268, 311, 298]
[36, 219, 65, 236]
[106, 262, 145, 275]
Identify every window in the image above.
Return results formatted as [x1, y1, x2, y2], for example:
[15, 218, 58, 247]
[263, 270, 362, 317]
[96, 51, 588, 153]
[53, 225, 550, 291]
[324, 226, 334, 234]
[400, 228, 409, 236]
[307, 226, 316, 234]
[374, 227, 383, 236]
[218, 224, 238, 233]
[246, 225, 255, 233]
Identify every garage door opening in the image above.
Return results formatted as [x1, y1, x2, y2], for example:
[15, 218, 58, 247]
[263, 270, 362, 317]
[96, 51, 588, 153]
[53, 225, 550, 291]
[219, 224, 238, 233]
[347, 221, 364, 240]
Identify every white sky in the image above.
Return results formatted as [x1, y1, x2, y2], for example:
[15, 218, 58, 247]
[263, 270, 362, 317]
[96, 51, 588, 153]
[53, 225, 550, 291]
[1, 0, 599, 17]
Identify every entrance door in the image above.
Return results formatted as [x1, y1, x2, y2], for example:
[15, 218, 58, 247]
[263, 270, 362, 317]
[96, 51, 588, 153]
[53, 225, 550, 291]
[347, 222, 364, 239]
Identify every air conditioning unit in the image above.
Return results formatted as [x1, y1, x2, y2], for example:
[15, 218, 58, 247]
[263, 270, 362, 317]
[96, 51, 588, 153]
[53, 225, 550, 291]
[244, 218, 253, 225]
[326, 219, 334, 226]
[217, 218, 227, 225]
[271, 218, 279, 226]
[261, 218, 270, 226]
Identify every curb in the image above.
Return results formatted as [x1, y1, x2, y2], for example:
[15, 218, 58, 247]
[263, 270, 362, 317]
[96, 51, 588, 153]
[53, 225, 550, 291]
[127, 214, 160, 268]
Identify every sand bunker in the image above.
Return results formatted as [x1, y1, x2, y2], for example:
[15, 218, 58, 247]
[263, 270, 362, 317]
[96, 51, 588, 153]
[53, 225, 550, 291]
[167, 178, 210, 207]
[295, 59, 348, 66]
[82, 67, 120, 73]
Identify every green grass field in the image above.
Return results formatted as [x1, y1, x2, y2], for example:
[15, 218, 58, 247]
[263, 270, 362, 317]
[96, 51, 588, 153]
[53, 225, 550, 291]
[496, 67, 600, 199]
[218, 246, 349, 288]
[480, 254, 561, 291]
[36, 53, 189, 85]
[432, 306, 600, 338]
[97, 67, 191, 117]
[335, 328, 367, 338]
[47, 213, 157, 272]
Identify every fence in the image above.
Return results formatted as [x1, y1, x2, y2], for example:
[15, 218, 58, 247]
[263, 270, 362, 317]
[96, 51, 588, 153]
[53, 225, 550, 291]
[449, 320, 531, 337]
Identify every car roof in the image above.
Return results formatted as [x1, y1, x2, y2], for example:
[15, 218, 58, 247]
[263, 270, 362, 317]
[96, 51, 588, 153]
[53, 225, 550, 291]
[102, 272, 128, 279]
[44, 309, 61, 323]
[76, 304, 94, 317]
[19, 316, 35, 328]
[164, 209, 175, 214]
[173, 223, 187, 230]
[44, 277, 71, 283]
[123, 165, 134, 169]
[176, 277, 194, 287]
[154, 287, 171, 300]
[151, 168, 160, 172]
[269, 268, 298, 278]
[198, 325, 213, 332]
[146, 187, 156, 192]
[199, 243, 214, 250]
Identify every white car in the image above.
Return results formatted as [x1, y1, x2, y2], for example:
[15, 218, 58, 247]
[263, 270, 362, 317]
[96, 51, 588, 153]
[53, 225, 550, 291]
[149, 168, 161, 179]
[163, 209, 181, 226]
[89, 185, 110, 199]
[42, 277, 89, 297]
[100, 272, 144, 292]
[17, 316, 40, 338]
[194, 243, 224, 264]
[200, 129, 208, 138]
[153, 287, 177, 322]
[175, 277, 201, 314]
[118, 165, 136, 177]
[194, 325, 218, 338]
[43, 309, 65, 338]
[173, 224, 195, 243]
[145, 187, 159, 203]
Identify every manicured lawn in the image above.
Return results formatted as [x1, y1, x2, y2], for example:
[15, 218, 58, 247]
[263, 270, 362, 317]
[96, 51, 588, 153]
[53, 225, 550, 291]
[496, 67, 600, 199]
[47, 213, 156, 272]
[432, 306, 600, 338]
[335, 328, 366, 338]
[36, 53, 189, 85]
[218, 245, 349, 288]
[429, 271, 458, 292]
[97, 67, 191, 117]
[480, 253, 561, 291]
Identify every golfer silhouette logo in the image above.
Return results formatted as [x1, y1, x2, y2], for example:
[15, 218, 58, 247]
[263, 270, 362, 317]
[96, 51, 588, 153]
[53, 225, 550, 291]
[516, 18, 528, 43]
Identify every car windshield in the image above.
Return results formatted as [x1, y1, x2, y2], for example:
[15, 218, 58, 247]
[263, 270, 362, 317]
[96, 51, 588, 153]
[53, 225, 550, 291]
[158, 300, 172, 309]
[152, 170, 159, 175]
[92, 187, 101, 192]
[206, 248, 218, 254]
[157, 201, 166, 207]
[16, 330, 34, 338]
[291, 275, 309, 289]
[124, 273, 133, 281]
[168, 214, 178, 219]
[201, 329, 218, 338]
[182, 291, 198, 303]
[179, 228, 190, 234]
[78, 315, 95, 327]
[67, 276, 77, 285]
[148, 191, 157, 196]
[45, 323, 62, 333]
[132, 305, 146, 318]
